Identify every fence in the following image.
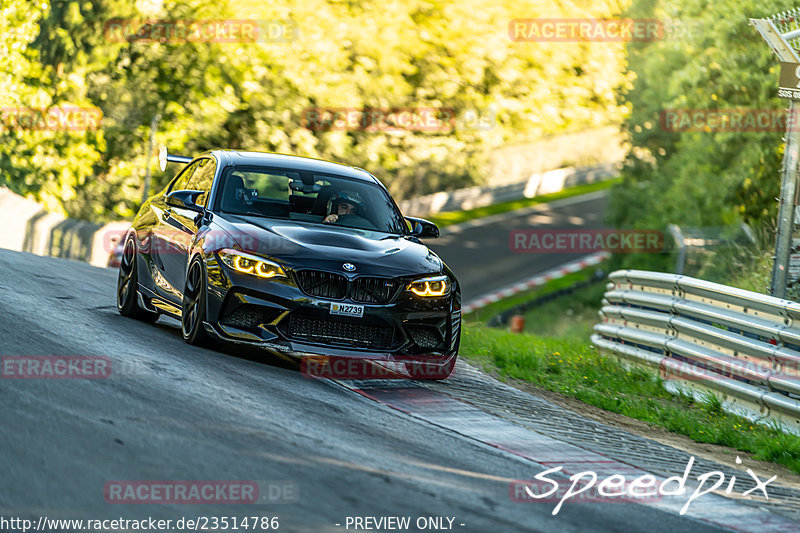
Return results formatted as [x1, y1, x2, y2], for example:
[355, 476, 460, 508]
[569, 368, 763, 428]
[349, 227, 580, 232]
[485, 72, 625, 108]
[592, 269, 800, 434]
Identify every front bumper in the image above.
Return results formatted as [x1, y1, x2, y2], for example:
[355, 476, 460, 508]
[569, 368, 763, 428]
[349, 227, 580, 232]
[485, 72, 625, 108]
[204, 256, 461, 362]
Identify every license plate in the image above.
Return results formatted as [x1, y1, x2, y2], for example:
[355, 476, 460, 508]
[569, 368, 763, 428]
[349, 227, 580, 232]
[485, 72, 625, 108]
[330, 303, 364, 318]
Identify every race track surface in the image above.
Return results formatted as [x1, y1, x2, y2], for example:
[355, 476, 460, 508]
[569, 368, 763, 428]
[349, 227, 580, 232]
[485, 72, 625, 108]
[428, 191, 608, 302]
[2, 248, 799, 532]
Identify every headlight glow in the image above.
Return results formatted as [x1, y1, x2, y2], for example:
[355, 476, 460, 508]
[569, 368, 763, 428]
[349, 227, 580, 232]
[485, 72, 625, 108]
[408, 275, 450, 297]
[219, 249, 286, 279]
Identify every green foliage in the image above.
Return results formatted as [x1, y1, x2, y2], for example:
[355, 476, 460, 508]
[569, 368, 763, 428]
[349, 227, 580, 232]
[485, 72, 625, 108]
[2, 0, 628, 222]
[609, 0, 797, 273]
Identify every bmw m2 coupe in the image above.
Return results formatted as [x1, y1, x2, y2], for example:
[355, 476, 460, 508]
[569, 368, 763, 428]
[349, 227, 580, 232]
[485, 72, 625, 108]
[116, 149, 460, 378]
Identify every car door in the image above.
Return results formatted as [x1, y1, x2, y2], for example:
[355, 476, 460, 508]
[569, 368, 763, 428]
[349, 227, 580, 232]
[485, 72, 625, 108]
[159, 157, 217, 302]
[151, 160, 200, 302]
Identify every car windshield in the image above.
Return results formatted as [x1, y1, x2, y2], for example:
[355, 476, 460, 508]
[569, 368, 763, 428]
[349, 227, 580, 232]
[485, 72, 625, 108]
[216, 166, 408, 235]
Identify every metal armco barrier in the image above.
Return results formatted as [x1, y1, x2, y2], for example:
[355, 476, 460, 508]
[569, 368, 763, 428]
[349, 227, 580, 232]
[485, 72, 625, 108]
[591, 269, 800, 434]
[397, 162, 618, 217]
[0, 187, 128, 268]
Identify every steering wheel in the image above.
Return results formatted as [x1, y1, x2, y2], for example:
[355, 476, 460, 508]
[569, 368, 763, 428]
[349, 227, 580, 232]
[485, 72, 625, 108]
[336, 214, 377, 230]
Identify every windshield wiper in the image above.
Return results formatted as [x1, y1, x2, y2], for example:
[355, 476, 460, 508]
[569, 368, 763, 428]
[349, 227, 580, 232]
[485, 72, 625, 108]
[240, 210, 266, 217]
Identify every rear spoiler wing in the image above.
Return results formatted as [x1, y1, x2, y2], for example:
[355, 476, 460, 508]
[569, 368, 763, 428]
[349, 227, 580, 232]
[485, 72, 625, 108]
[158, 146, 192, 171]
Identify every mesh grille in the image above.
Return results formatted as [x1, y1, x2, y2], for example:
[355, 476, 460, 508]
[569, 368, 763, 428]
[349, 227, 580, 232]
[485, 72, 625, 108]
[286, 314, 396, 350]
[769, 10, 800, 54]
[294, 270, 348, 299]
[221, 306, 281, 329]
[407, 325, 444, 350]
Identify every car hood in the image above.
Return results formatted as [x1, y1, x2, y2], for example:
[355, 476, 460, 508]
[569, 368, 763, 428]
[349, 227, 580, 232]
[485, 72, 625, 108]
[218, 215, 444, 277]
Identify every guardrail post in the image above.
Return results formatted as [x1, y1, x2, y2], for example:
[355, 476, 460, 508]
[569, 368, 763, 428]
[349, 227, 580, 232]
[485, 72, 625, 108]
[751, 14, 800, 298]
[772, 99, 800, 298]
[667, 224, 686, 275]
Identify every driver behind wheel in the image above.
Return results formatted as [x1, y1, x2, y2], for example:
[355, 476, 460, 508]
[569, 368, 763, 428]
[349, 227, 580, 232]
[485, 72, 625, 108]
[324, 192, 363, 224]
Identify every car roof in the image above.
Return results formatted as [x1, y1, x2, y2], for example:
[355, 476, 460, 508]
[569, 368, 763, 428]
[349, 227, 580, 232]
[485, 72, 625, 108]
[206, 150, 379, 184]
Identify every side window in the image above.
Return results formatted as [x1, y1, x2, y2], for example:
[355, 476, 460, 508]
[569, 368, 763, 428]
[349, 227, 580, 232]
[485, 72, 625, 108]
[167, 160, 200, 194]
[187, 158, 216, 206]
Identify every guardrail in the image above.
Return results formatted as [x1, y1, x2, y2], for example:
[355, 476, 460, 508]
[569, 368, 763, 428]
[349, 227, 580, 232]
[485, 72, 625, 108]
[591, 269, 800, 434]
[0, 187, 127, 268]
[397, 162, 618, 217]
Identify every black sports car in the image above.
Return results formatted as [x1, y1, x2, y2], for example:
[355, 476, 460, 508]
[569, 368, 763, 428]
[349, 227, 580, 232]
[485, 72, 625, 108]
[116, 149, 460, 379]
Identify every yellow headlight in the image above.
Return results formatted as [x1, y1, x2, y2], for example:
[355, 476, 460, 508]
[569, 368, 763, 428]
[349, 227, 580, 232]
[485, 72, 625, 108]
[408, 276, 450, 297]
[219, 249, 286, 279]
[255, 261, 281, 278]
[233, 255, 255, 273]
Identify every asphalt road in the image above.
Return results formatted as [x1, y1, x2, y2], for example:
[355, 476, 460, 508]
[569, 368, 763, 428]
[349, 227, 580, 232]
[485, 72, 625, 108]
[428, 191, 608, 302]
[0, 248, 783, 532]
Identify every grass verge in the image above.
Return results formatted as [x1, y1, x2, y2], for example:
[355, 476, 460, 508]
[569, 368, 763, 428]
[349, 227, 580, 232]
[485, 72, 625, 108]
[514, 278, 606, 339]
[450, 175, 799, 472]
[460, 322, 800, 474]
[426, 177, 620, 228]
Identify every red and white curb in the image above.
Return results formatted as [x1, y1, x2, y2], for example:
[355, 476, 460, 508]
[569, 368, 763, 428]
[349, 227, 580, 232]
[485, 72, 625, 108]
[462, 251, 610, 314]
[336, 378, 798, 531]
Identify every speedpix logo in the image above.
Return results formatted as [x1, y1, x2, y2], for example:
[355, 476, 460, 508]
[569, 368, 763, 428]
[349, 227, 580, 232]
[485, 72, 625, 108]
[510, 456, 776, 515]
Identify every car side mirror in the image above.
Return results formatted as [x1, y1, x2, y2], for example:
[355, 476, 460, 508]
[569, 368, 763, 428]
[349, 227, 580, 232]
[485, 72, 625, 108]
[406, 217, 440, 239]
[166, 189, 204, 212]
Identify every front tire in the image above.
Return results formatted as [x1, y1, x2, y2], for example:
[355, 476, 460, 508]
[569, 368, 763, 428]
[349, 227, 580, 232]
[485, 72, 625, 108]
[117, 237, 159, 323]
[181, 258, 214, 346]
